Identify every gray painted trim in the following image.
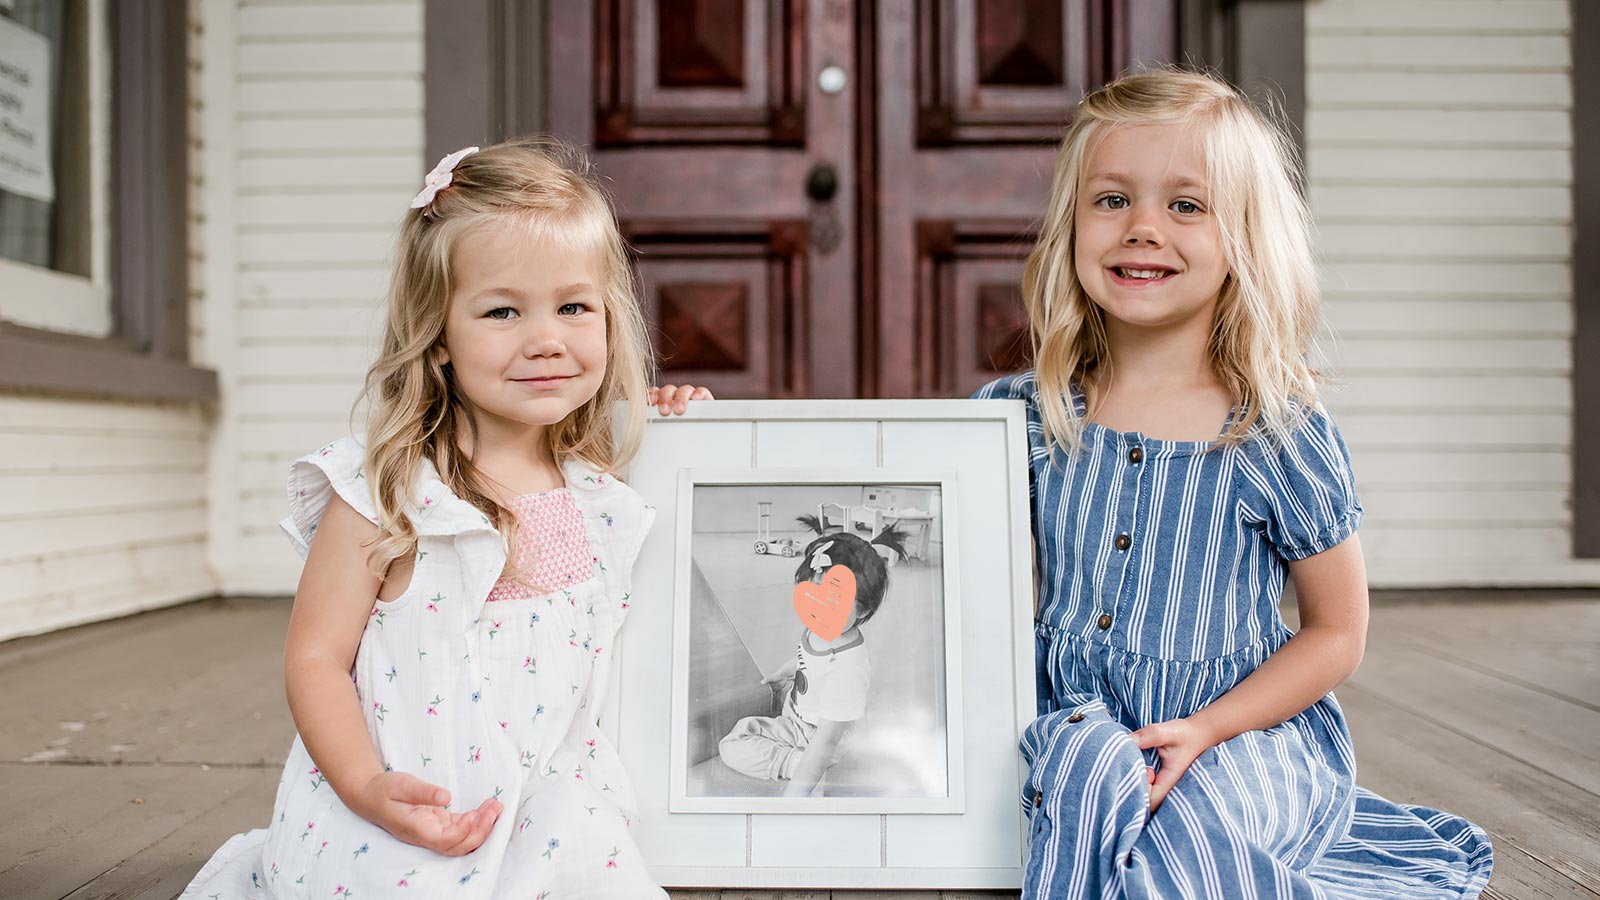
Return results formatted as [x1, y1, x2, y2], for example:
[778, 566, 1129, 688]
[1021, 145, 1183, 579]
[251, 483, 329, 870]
[1575, 1, 1599, 556]
[1178, 0, 1306, 161]
[0, 0, 216, 404]
[0, 322, 218, 404]
[424, 0, 545, 164]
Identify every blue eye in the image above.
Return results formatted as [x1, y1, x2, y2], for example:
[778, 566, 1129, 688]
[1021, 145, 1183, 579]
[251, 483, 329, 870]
[487, 307, 518, 320]
[1171, 199, 1202, 215]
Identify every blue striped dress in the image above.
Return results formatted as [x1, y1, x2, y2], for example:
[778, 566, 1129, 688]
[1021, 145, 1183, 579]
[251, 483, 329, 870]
[975, 372, 1493, 900]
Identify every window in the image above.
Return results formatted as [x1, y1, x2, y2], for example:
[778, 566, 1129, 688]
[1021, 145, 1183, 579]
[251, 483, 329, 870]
[0, 0, 216, 404]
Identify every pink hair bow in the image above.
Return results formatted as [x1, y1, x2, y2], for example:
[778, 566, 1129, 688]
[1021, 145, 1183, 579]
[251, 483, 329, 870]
[409, 145, 479, 209]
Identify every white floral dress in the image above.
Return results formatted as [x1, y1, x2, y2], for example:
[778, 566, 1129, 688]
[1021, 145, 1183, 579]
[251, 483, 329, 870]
[181, 436, 665, 899]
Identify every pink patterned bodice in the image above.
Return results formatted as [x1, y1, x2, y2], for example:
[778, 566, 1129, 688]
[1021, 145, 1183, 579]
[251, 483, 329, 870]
[485, 488, 595, 602]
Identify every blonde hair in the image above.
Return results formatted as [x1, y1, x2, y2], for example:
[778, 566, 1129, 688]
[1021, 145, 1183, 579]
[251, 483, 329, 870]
[356, 137, 655, 580]
[1025, 68, 1321, 453]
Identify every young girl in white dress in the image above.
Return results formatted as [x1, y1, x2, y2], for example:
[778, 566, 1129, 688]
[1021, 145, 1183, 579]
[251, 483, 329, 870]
[183, 139, 710, 899]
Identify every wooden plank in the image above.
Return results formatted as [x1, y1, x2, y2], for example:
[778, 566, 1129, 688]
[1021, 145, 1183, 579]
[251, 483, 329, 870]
[1319, 261, 1570, 297]
[239, 151, 418, 190]
[1357, 488, 1568, 524]
[1310, 185, 1569, 223]
[1358, 527, 1583, 566]
[1347, 449, 1569, 488]
[237, 76, 422, 115]
[1349, 639, 1600, 797]
[1309, 71, 1571, 108]
[1338, 411, 1567, 448]
[236, 267, 389, 304]
[0, 764, 267, 900]
[236, 227, 395, 265]
[0, 396, 206, 433]
[1307, 0, 1570, 32]
[238, 304, 384, 341]
[1308, 35, 1570, 71]
[0, 537, 208, 601]
[1338, 684, 1600, 898]
[237, 39, 422, 77]
[1308, 109, 1571, 148]
[0, 504, 207, 562]
[0, 567, 218, 646]
[0, 598, 294, 767]
[233, 381, 371, 418]
[60, 768, 279, 900]
[1328, 338, 1568, 374]
[2, 432, 206, 471]
[1308, 147, 1570, 185]
[238, 115, 422, 154]
[1367, 599, 1600, 708]
[1324, 374, 1570, 411]
[0, 471, 206, 519]
[1318, 225, 1570, 263]
[237, 5, 421, 39]
[239, 190, 409, 228]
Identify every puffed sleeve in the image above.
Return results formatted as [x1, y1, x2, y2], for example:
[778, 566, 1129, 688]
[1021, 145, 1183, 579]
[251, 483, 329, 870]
[970, 371, 1035, 401]
[1240, 406, 1364, 560]
[279, 435, 380, 559]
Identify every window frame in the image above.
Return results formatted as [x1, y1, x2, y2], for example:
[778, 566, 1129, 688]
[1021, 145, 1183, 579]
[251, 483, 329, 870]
[0, 0, 217, 404]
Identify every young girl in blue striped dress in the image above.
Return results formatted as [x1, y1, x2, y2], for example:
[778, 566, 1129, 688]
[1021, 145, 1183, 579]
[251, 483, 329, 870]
[975, 70, 1494, 899]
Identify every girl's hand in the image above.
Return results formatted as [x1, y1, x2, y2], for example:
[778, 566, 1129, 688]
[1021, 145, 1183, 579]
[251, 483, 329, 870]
[1130, 716, 1219, 813]
[648, 383, 714, 415]
[351, 771, 502, 855]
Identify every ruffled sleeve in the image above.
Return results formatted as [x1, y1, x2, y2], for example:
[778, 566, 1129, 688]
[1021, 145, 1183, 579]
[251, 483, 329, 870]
[561, 461, 657, 607]
[279, 435, 380, 559]
[1239, 405, 1364, 561]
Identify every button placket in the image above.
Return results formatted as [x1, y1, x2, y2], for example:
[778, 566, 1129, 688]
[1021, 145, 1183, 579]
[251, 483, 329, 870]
[1104, 435, 1147, 637]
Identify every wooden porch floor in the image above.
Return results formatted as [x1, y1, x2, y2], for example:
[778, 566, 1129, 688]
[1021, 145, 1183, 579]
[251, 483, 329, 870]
[1, 592, 1596, 899]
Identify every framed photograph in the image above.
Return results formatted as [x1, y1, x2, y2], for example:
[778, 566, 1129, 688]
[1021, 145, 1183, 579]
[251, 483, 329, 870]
[606, 400, 1035, 890]
[670, 469, 963, 814]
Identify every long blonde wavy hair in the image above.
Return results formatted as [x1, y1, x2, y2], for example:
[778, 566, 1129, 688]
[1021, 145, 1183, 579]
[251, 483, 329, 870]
[1025, 68, 1321, 453]
[355, 137, 655, 580]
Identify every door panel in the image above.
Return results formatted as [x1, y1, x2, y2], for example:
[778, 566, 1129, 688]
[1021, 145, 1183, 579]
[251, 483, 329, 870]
[550, 0, 857, 398]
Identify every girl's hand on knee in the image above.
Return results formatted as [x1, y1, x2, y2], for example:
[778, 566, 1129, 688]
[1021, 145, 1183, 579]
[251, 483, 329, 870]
[648, 383, 714, 415]
[1131, 717, 1217, 813]
[353, 771, 502, 855]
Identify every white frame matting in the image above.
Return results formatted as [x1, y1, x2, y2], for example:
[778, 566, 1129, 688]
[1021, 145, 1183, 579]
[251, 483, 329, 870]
[602, 400, 1036, 890]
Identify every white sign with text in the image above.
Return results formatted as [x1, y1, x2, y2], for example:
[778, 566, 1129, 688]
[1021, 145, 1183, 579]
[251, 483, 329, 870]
[0, 16, 53, 203]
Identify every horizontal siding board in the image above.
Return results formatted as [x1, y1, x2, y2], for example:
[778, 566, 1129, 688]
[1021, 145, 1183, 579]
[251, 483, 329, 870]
[0, 539, 209, 602]
[6, 432, 207, 471]
[237, 39, 422, 76]
[1361, 489, 1569, 525]
[1329, 337, 1568, 373]
[238, 115, 421, 153]
[239, 153, 418, 190]
[1308, 72, 1571, 108]
[0, 567, 219, 643]
[238, 269, 390, 304]
[1308, 109, 1571, 148]
[237, 229, 395, 265]
[1309, 185, 1569, 222]
[1318, 261, 1571, 297]
[1308, 147, 1570, 184]
[1317, 224, 1570, 261]
[238, 77, 422, 115]
[1308, 35, 1570, 71]
[239, 192, 407, 228]
[1324, 374, 1569, 412]
[1339, 412, 1567, 449]
[1349, 450, 1567, 489]
[1307, 0, 1569, 32]
[0, 505, 208, 562]
[234, 382, 369, 417]
[0, 397, 208, 433]
[237, 5, 420, 39]
[1325, 300, 1571, 336]
[237, 344, 371, 377]
[0, 471, 208, 520]
[238, 305, 385, 341]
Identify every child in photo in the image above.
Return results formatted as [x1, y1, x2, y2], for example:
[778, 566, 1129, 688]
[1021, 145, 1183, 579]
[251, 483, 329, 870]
[717, 527, 906, 797]
[975, 70, 1493, 898]
[182, 138, 709, 899]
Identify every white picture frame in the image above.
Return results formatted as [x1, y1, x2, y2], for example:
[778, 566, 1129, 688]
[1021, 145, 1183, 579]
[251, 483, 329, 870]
[605, 400, 1036, 890]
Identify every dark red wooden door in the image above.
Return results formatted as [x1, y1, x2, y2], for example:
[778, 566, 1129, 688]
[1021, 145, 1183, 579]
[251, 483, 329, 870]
[546, 1, 1173, 399]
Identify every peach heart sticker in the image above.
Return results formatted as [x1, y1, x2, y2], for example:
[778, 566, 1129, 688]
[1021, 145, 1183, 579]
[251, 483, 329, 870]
[792, 564, 857, 642]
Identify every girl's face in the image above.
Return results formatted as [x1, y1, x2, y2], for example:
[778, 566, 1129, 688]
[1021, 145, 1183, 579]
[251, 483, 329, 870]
[1073, 124, 1230, 334]
[438, 221, 608, 442]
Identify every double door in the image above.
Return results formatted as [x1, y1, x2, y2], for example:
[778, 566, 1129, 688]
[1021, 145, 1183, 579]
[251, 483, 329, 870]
[546, 1, 1175, 398]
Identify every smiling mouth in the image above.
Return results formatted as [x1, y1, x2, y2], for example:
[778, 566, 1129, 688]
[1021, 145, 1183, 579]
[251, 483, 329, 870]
[1109, 266, 1177, 284]
[512, 376, 573, 386]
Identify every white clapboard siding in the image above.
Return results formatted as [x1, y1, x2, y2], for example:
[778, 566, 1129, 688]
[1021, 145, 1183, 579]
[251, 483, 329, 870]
[0, 396, 216, 641]
[210, 0, 426, 594]
[1308, 0, 1599, 585]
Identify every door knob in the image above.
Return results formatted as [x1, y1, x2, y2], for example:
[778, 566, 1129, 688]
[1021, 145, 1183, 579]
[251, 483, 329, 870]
[805, 163, 839, 202]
